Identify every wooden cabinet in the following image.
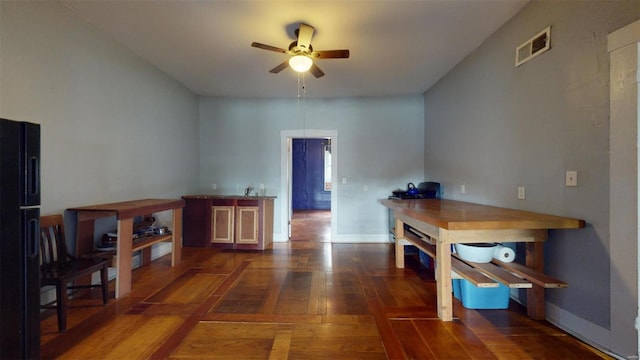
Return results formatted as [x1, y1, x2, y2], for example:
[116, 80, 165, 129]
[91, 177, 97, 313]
[183, 195, 275, 250]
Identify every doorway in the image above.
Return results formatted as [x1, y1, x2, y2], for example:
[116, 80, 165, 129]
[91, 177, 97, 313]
[279, 129, 338, 242]
[291, 138, 331, 242]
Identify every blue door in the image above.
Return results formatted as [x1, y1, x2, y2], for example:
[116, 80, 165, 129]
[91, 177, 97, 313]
[292, 139, 331, 210]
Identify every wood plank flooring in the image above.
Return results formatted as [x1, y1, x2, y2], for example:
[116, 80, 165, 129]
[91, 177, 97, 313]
[290, 210, 331, 242]
[40, 212, 612, 359]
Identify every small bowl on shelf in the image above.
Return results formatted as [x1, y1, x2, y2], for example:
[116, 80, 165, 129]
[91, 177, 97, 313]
[454, 243, 497, 263]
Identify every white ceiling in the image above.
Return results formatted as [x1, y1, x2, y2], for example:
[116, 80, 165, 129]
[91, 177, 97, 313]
[62, 0, 528, 99]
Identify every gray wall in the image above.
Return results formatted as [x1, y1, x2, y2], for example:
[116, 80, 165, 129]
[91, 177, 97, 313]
[0, 2, 200, 216]
[423, 0, 639, 357]
[197, 96, 424, 240]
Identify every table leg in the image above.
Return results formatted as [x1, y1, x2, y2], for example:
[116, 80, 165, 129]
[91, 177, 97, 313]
[116, 218, 134, 298]
[526, 230, 547, 320]
[394, 218, 405, 268]
[74, 217, 96, 286]
[172, 207, 183, 266]
[141, 248, 151, 266]
[436, 230, 453, 321]
[75, 218, 95, 257]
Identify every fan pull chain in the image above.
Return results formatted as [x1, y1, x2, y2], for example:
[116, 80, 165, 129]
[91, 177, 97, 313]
[295, 72, 309, 140]
[296, 73, 302, 131]
[301, 72, 307, 138]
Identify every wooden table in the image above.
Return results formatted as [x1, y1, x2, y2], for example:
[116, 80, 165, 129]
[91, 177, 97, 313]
[68, 198, 185, 298]
[380, 198, 585, 321]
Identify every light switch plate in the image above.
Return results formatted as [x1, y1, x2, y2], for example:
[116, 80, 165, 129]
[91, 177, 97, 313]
[566, 171, 578, 186]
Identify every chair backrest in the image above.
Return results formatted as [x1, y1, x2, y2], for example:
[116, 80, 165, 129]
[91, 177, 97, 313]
[40, 214, 70, 267]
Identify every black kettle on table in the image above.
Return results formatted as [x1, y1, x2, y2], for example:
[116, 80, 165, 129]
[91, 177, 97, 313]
[407, 182, 419, 196]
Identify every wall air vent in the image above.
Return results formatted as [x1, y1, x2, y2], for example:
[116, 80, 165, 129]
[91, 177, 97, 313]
[515, 26, 551, 67]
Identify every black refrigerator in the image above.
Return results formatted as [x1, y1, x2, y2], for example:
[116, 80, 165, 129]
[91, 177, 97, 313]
[0, 118, 41, 359]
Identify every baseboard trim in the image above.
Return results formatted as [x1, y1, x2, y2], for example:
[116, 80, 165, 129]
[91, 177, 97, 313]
[273, 233, 391, 243]
[546, 302, 617, 358]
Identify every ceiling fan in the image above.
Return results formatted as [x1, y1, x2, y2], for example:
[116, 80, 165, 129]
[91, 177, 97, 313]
[251, 23, 350, 78]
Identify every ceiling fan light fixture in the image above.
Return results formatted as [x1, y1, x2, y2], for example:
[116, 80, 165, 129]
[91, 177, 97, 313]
[252, 23, 348, 78]
[289, 55, 313, 73]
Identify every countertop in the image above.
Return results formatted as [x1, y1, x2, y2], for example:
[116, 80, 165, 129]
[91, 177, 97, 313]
[380, 198, 585, 231]
[68, 198, 185, 220]
[182, 194, 277, 200]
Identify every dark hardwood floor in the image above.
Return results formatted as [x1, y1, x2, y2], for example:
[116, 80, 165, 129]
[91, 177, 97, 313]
[40, 213, 611, 359]
[290, 210, 331, 242]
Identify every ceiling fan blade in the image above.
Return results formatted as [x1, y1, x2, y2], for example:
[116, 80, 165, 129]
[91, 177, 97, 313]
[309, 63, 325, 78]
[251, 42, 288, 54]
[269, 60, 290, 74]
[313, 49, 350, 59]
[296, 23, 314, 52]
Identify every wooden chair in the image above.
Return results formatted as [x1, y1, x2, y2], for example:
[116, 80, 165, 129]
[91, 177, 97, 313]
[39, 214, 109, 332]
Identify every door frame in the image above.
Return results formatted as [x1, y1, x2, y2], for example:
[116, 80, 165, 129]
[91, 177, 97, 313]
[607, 19, 639, 357]
[280, 129, 337, 241]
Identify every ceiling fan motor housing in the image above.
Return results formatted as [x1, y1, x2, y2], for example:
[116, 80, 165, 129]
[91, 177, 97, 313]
[289, 41, 313, 55]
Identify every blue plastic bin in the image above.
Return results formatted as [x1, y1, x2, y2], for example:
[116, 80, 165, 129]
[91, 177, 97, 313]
[452, 279, 509, 309]
[404, 244, 418, 254]
[418, 250, 431, 267]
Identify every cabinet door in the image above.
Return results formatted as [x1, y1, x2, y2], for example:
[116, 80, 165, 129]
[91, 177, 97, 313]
[236, 206, 259, 244]
[211, 206, 234, 243]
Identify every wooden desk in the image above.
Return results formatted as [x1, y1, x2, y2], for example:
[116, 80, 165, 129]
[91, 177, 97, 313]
[380, 198, 585, 321]
[68, 198, 185, 298]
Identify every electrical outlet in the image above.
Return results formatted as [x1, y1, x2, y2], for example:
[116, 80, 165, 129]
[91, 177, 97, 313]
[565, 171, 578, 186]
[517, 186, 526, 200]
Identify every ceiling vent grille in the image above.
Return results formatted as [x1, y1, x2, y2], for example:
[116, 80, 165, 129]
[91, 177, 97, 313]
[515, 26, 551, 67]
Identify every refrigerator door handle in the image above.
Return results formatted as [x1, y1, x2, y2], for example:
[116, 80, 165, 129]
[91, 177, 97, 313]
[27, 217, 39, 259]
[29, 156, 39, 199]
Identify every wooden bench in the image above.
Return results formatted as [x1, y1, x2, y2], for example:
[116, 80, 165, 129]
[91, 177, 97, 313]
[382, 198, 583, 321]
